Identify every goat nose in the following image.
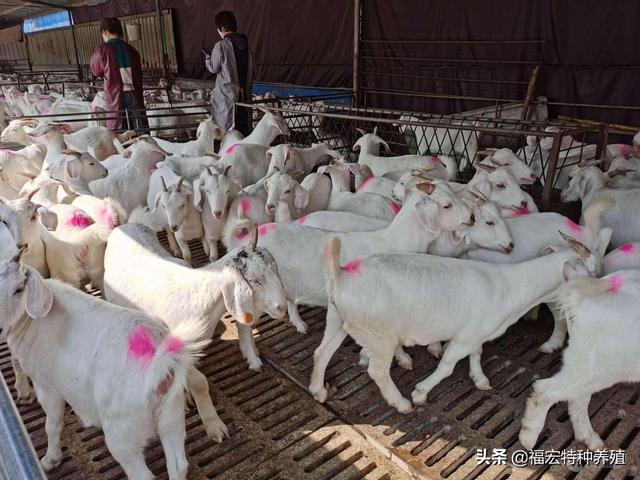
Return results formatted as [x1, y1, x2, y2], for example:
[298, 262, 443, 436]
[505, 242, 514, 253]
[171, 225, 179, 232]
[469, 214, 475, 225]
[17, 243, 28, 251]
[520, 201, 528, 208]
[213, 210, 222, 217]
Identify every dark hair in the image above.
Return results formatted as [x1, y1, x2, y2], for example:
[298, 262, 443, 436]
[214, 11, 237, 32]
[100, 17, 123, 37]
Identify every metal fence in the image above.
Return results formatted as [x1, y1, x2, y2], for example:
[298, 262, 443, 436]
[239, 100, 604, 207]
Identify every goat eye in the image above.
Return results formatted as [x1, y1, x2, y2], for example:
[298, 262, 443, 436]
[89, 162, 95, 166]
[486, 221, 495, 226]
[30, 213, 37, 221]
[496, 183, 506, 189]
[14, 286, 24, 295]
[284, 190, 292, 194]
[443, 204, 452, 209]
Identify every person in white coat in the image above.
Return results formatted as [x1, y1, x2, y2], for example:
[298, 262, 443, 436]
[205, 10, 254, 135]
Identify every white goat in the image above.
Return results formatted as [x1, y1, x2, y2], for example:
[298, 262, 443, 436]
[62, 125, 131, 161]
[561, 166, 640, 248]
[0, 118, 39, 146]
[157, 154, 218, 182]
[353, 128, 458, 180]
[479, 147, 537, 185]
[104, 222, 288, 372]
[320, 163, 402, 220]
[150, 173, 203, 265]
[193, 165, 241, 261]
[264, 143, 341, 178]
[227, 181, 473, 334]
[232, 109, 289, 147]
[603, 242, 640, 274]
[313, 234, 599, 412]
[216, 144, 270, 187]
[605, 156, 640, 189]
[153, 118, 224, 157]
[0, 254, 207, 479]
[520, 269, 640, 451]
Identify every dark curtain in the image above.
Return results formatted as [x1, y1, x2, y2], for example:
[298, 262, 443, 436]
[72, 0, 354, 88]
[362, 0, 640, 125]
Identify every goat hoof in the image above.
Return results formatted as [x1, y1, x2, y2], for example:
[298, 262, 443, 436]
[518, 428, 537, 451]
[396, 398, 414, 414]
[16, 388, 37, 405]
[411, 388, 428, 405]
[537, 342, 560, 353]
[206, 418, 230, 443]
[580, 436, 604, 451]
[41, 453, 62, 472]
[292, 321, 308, 334]
[247, 356, 262, 371]
[398, 358, 413, 370]
[477, 382, 492, 391]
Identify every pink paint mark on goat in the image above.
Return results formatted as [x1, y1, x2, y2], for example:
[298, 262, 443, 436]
[620, 243, 635, 255]
[620, 145, 632, 156]
[609, 274, 623, 293]
[511, 206, 530, 217]
[226, 143, 239, 155]
[98, 205, 117, 229]
[357, 176, 375, 192]
[296, 214, 307, 225]
[42, 108, 50, 115]
[342, 258, 362, 276]
[391, 202, 401, 215]
[431, 156, 440, 164]
[240, 198, 252, 215]
[163, 336, 184, 354]
[0, 149, 13, 156]
[566, 219, 583, 234]
[258, 223, 277, 236]
[128, 325, 157, 363]
[67, 214, 94, 230]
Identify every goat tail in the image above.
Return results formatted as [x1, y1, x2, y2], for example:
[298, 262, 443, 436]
[583, 196, 615, 232]
[222, 217, 253, 250]
[128, 206, 166, 232]
[97, 197, 128, 229]
[324, 236, 342, 301]
[556, 276, 613, 332]
[136, 318, 210, 398]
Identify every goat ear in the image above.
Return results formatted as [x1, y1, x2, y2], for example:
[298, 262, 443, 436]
[24, 267, 53, 319]
[352, 142, 361, 153]
[37, 206, 58, 231]
[470, 179, 491, 200]
[415, 198, 440, 234]
[373, 126, 378, 135]
[221, 267, 255, 325]
[562, 260, 579, 282]
[294, 185, 310, 210]
[380, 139, 392, 154]
[543, 244, 559, 256]
[192, 179, 204, 212]
[152, 192, 163, 213]
[65, 157, 82, 179]
[123, 148, 133, 159]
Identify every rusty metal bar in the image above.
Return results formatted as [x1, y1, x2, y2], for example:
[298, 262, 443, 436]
[542, 132, 563, 208]
[361, 39, 546, 45]
[361, 87, 523, 105]
[558, 115, 640, 134]
[155, 0, 168, 79]
[360, 55, 540, 66]
[362, 70, 530, 86]
[595, 123, 609, 160]
[69, 11, 83, 82]
[520, 65, 540, 121]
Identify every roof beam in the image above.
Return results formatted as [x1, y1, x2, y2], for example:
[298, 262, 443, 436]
[20, 0, 67, 10]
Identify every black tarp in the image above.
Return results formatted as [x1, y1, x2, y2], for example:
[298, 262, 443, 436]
[72, 0, 640, 125]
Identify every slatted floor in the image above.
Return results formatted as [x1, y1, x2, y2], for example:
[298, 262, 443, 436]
[2, 237, 639, 479]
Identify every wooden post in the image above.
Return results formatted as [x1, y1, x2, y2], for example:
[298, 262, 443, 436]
[520, 65, 540, 121]
[353, 0, 361, 107]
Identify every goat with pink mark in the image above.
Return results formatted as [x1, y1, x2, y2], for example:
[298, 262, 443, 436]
[104, 222, 287, 372]
[353, 127, 458, 180]
[227, 180, 473, 336]
[605, 155, 640, 189]
[317, 231, 600, 414]
[264, 142, 342, 178]
[0, 251, 208, 479]
[152, 118, 225, 157]
[561, 165, 640, 248]
[520, 269, 640, 451]
[318, 162, 402, 221]
[603, 242, 640, 274]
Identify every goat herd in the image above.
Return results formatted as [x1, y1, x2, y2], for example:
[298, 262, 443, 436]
[1, 87, 640, 479]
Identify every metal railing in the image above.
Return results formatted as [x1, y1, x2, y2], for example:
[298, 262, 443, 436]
[0, 375, 46, 480]
[238, 100, 604, 207]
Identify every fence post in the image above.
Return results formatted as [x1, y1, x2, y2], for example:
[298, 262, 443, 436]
[155, 0, 169, 79]
[542, 132, 562, 209]
[353, 0, 361, 108]
[125, 108, 131, 131]
[595, 123, 609, 160]
[69, 10, 83, 82]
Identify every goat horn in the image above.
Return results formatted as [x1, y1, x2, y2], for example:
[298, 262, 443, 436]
[579, 158, 604, 167]
[223, 165, 232, 176]
[204, 166, 214, 175]
[558, 231, 592, 260]
[25, 188, 40, 201]
[11, 243, 27, 263]
[249, 223, 259, 251]
[607, 168, 634, 178]
[176, 177, 185, 193]
[16, 171, 37, 180]
[160, 176, 168, 192]
[356, 128, 367, 136]
[415, 182, 436, 195]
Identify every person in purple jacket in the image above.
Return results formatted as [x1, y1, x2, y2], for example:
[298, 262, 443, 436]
[205, 11, 254, 135]
[90, 17, 148, 132]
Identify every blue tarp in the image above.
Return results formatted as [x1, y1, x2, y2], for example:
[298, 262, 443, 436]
[253, 82, 351, 105]
[23, 11, 71, 34]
